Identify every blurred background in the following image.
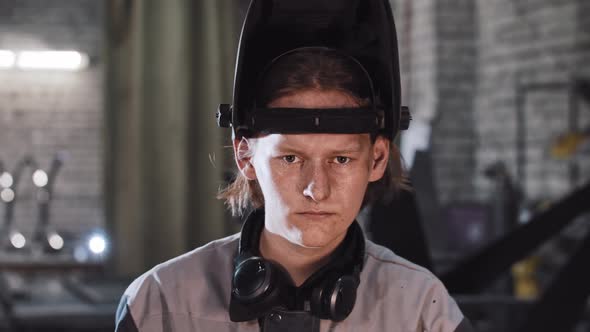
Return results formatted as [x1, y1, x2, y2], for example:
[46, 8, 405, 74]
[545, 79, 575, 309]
[0, 0, 588, 331]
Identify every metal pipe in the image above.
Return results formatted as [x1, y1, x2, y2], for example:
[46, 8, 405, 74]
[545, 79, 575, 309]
[2, 156, 36, 234]
[32, 152, 66, 250]
[441, 181, 590, 294]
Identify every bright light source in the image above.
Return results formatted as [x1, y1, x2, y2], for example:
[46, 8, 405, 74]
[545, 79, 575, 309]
[88, 235, 106, 255]
[0, 50, 16, 68]
[32, 169, 48, 187]
[0, 172, 13, 188]
[17, 50, 88, 71]
[10, 232, 26, 249]
[1, 188, 15, 202]
[48, 232, 64, 250]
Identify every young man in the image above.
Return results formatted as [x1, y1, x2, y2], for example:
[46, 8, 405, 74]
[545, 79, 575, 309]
[115, 1, 473, 331]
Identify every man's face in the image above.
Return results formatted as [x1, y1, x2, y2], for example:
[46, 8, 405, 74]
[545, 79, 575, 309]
[235, 89, 389, 249]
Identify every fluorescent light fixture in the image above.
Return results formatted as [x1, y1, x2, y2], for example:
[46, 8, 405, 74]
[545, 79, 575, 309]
[0, 50, 16, 68]
[17, 50, 88, 70]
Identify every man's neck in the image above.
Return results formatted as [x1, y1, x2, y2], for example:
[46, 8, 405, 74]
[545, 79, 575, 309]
[258, 228, 346, 286]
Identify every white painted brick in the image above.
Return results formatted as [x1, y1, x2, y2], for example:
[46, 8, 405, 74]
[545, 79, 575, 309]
[0, 0, 103, 238]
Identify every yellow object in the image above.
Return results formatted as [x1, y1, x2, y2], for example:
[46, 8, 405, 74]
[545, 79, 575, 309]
[551, 132, 587, 159]
[512, 257, 540, 300]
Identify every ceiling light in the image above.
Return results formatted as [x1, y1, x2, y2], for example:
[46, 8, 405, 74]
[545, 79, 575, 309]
[17, 50, 88, 71]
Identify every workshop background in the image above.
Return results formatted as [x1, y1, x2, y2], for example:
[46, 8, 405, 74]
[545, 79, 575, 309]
[0, 0, 588, 331]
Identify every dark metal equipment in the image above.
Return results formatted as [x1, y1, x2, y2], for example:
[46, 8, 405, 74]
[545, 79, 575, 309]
[31, 152, 66, 253]
[441, 181, 590, 332]
[0, 270, 127, 332]
[368, 188, 433, 271]
[441, 182, 589, 293]
[0, 153, 125, 331]
[1, 156, 36, 249]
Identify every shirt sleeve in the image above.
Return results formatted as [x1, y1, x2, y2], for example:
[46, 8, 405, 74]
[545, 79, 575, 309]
[115, 294, 139, 332]
[420, 278, 466, 332]
[453, 317, 475, 332]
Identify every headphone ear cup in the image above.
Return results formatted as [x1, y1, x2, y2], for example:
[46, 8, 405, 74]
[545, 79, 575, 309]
[310, 275, 359, 322]
[233, 257, 275, 303]
[232, 257, 291, 311]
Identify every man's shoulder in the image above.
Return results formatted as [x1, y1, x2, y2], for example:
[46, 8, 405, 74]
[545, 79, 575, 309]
[119, 233, 240, 324]
[364, 239, 435, 281]
[360, 239, 466, 331]
[126, 233, 240, 297]
[152, 232, 241, 280]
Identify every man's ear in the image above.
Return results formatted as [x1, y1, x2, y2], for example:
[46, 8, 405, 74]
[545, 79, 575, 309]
[368, 137, 390, 182]
[233, 137, 257, 180]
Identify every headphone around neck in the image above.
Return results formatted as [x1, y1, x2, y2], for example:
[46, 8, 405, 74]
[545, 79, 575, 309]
[229, 209, 365, 322]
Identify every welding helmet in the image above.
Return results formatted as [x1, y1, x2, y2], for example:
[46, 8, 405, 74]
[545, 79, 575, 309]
[216, 0, 411, 140]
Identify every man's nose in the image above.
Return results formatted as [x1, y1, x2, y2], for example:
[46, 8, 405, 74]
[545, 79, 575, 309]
[302, 162, 330, 202]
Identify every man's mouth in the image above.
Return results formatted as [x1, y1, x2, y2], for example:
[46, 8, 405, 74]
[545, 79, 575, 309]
[297, 211, 335, 219]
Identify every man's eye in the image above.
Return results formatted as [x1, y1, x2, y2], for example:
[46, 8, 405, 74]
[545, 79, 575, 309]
[283, 155, 298, 163]
[335, 156, 350, 164]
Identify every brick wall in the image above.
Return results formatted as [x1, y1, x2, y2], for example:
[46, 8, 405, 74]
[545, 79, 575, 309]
[475, 0, 590, 202]
[395, 0, 589, 206]
[391, 0, 479, 252]
[394, 0, 477, 205]
[432, 0, 477, 203]
[391, 0, 589, 255]
[0, 0, 104, 236]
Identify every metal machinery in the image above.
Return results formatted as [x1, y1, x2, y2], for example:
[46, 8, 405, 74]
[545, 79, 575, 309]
[367, 78, 590, 332]
[0, 153, 127, 331]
